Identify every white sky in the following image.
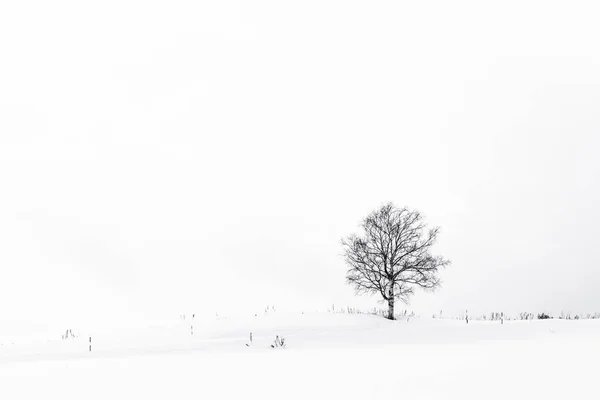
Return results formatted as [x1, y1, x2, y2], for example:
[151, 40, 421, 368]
[1, 0, 600, 331]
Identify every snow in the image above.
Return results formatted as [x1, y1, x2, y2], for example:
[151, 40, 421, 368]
[1, 313, 599, 399]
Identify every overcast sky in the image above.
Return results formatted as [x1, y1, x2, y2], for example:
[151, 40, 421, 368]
[1, 0, 600, 331]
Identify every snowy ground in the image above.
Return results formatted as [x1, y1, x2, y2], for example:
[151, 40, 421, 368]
[1, 312, 599, 399]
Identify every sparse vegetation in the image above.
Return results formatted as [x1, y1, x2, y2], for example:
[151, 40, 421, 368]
[61, 329, 76, 340]
[271, 335, 285, 348]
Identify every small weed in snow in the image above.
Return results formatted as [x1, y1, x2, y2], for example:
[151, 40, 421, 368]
[271, 335, 285, 349]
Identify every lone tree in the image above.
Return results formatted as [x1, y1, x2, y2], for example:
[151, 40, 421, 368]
[342, 203, 450, 320]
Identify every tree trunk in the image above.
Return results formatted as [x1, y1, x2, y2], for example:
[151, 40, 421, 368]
[387, 285, 395, 320]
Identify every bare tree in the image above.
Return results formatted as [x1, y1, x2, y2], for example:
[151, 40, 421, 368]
[342, 203, 450, 320]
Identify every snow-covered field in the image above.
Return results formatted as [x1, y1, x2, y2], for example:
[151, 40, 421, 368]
[1, 312, 599, 399]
